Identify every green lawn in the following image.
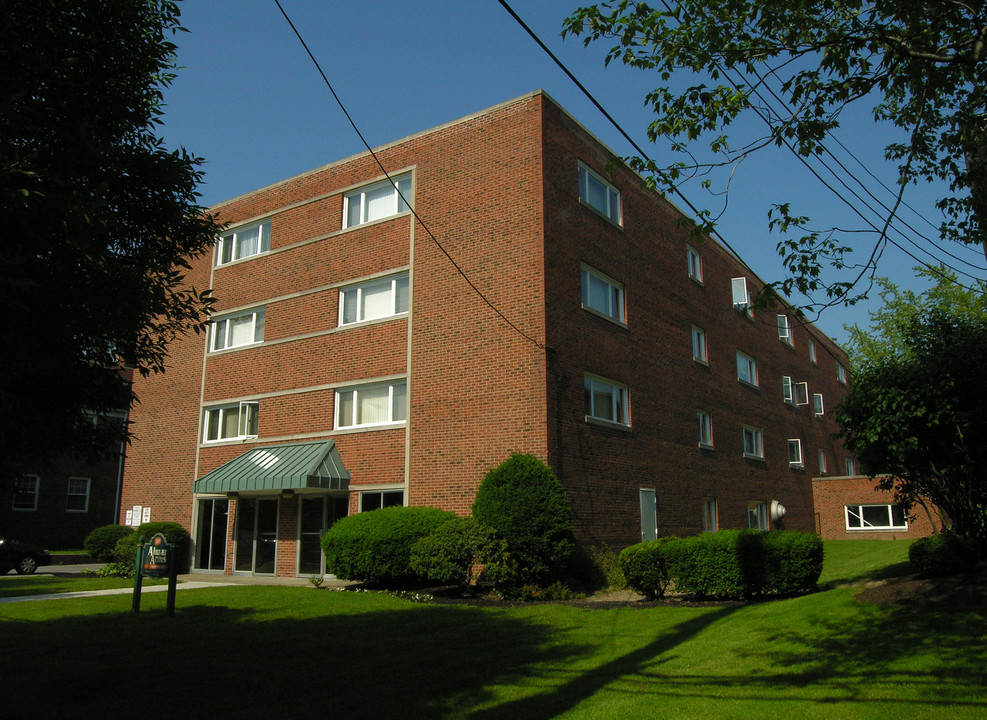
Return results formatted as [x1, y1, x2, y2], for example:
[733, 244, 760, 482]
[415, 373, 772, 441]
[1, 540, 983, 719]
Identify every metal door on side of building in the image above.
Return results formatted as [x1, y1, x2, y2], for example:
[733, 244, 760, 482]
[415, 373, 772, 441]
[640, 488, 657, 542]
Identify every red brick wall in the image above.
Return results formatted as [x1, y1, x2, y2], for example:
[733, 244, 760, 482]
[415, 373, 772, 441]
[812, 476, 939, 540]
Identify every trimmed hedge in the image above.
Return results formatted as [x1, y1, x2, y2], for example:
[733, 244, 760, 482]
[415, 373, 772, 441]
[114, 522, 191, 572]
[620, 530, 824, 600]
[83, 525, 135, 562]
[409, 516, 496, 588]
[909, 533, 979, 577]
[321, 506, 456, 585]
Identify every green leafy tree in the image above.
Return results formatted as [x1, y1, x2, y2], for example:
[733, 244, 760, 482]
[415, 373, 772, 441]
[563, 1, 987, 310]
[0, 1, 220, 475]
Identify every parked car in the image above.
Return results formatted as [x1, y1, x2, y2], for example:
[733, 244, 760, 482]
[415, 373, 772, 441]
[0, 536, 52, 575]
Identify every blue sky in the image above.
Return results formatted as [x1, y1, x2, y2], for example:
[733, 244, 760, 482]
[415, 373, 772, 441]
[159, 0, 983, 341]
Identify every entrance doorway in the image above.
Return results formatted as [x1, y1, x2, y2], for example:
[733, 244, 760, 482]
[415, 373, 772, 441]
[298, 496, 348, 575]
[194, 497, 229, 571]
[234, 497, 279, 574]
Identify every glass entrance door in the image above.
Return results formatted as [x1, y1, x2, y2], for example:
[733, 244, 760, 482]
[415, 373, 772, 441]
[194, 498, 229, 571]
[234, 497, 279, 574]
[298, 496, 348, 575]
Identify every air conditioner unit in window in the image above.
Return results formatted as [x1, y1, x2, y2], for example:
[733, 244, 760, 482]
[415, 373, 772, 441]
[731, 277, 749, 310]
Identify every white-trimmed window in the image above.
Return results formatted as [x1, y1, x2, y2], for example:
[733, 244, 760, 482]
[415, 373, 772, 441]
[210, 308, 265, 352]
[808, 339, 817, 364]
[777, 315, 793, 345]
[577, 162, 621, 224]
[742, 426, 764, 459]
[66, 477, 91, 513]
[360, 490, 405, 512]
[845, 457, 857, 475]
[813, 393, 825, 416]
[748, 501, 768, 530]
[698, 410, 713, 448]
[343, 173, 411, 229]
[691, 326, 708, 363]
[795, 381, 809, 406]
[787, 438, 804, 468]
[731, 277, 753, 317]
[12, 475, 39, 511]
[846, 504, 907, 531]
[580, 265, 625, 323]
[736, 351, 758, 387]
[203, 402, 259, 442]
[336, 381, 407, 429]
[687, 245, 703, 282]
[339, 273, 410, 326]
[818, 449, 828, 474]
[837, 363, 848, 385]
[703, 499, 718, 532]
[217, 220, 271, 266]
[584, 374, 629, 426]
[782, 376, 795, 404]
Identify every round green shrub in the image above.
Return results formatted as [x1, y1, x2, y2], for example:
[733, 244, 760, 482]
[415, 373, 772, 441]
[471, 453, 575, 589]
[619, 540, 673, 599]
[83, 524, 134, 562]
[321, 506, 457, 586]
[114, 522, 191, 572]
[409, 516, 496, 588]
[909, 532, 979, 577]
[760, 530, 824, 594]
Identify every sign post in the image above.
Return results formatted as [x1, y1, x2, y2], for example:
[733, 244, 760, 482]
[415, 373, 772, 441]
[131, 533, 178, 616]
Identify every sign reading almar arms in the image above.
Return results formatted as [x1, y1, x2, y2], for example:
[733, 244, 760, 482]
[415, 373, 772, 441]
[132, 533, 178, 616]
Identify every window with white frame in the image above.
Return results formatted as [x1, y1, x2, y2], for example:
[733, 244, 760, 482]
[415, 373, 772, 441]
[818, 449, 828, 474]
[580, 265, 625, 322]
[210, 308, 265, 352]
[361, 490, 405, 512]
[787, 438, 804, 468]
[837, 363, 848, 385]
[731, 277, 753, 316]
[698, 410, 713, 448]
[339, 273, 410, 326]
[12, 475, 39, 511]
[203, 402, 259, 442]
[845, 457, 857, 475]
[795, 381, 809, 406]
[736, 351, 758, 387]
[66, 477, 90, 513]
[808, 339, 817, 364]
[687, 245, 703, 282]
[813, 392, 824, 416]
[742, 426, 764, 459]
[577, 162, 622, 224]
[343, 173, 411, 229]
[584, 374, 629, 426]
[691, 326, 708, 363]
[782, 375, 795, 404]
[336, 381, 407, 429]
[217, 220, 271, 266]
[703, 498, 718, 532]
[748, 501, 768, 530]
[846, 504, 907, 531]
[777, 315, 793, 345]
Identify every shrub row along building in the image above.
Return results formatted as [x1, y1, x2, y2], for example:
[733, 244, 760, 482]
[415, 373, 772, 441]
[120, 91, 863, 578]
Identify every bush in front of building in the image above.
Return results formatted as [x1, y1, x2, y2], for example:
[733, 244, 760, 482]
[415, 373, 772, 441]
[759, 529, 825, 594]
[83, 524, 135, 562]
[619, 539, 674, 599]
[471, 453, 575, 593]
[409, 516, 500, 589]
[321, 506, 457, 586]
[908, 532, 980, 577]
[113, 522, 191, 572]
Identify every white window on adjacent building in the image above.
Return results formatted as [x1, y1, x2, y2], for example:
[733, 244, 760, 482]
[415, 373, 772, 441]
[845, 457, 857, 475]
[687, 245, 703, 282]
[12, 475, 39, 511]
[217, 220, 271, 266]
[210, 308, 265, 352]
[339, 273, 410, 326]
[66, 477, 91, 513]
[787, 438, 804, 468]
[343, 173, 412, 229]
[584, 374, 629, 426]
[203, 402, 259, 443]
[742, 426, 764, 459]
[777, 315, 793, 345]
[577, 162, 622, 225]
[703, 498, 718, 532]
[691, 326, 708, 364]
[580, 265, 625, 323]
[813, 393, 825, 416]
[336, 381, 407, 429]
[837, 362, 848, 385]
[808, 339, 817, 364]
[360, 490, 405, 512]
[846, 504, 907, 531]
[698, 410, 713, 448]
[748, 501, 768, 530]
[736, 351, 758, 387]
[782, 375, 795, 404]
[818, 449, 828, 474]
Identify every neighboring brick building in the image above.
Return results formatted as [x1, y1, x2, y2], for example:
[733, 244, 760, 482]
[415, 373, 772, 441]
[121, 91, 857, 577]
[812, 475, 940, 540]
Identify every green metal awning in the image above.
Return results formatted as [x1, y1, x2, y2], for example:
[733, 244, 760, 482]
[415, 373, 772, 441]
[192, 440, 350, 494]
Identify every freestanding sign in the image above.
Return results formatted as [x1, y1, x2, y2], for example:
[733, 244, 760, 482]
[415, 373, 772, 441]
[143, 533, 169, 578]
[132, 533, 179, 616]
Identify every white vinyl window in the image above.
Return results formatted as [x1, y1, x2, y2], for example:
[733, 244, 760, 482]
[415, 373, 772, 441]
[691, 326, 708, 363]
[211, 308, 265, 352]
[736, 351, 758, 387]
[360, 490, 405, 512]
[343, 173, 411, 229]
[787, 438, 804, 468]
[742, 426, 764, 459]
[846, 504, 907, 531]
[203, 402, 259, 442]
[687, 245, 703, 282]
[66, 477, 91, 513]
[217, 220, 271, 265]
[580, 265, 625, 323]
[336, 382, 407, 429]
[795, 381, 809, 406]
[703, 498, 718, 532]
[783, 375, 795, 404]
[837, 363, 848, 385]
[818, 449, 828, 474]
[13, 475, 39, 511]
[339, 273, 410, 326]
[845, 458, 857, 475]
[578, 162, 621, 224]
[813, 393, 825, 416]
[731, 277, 753, 316]
[584, 375, 629, 426]
[748, 501, 768, 530]
[777, 315, 793, 345]
[698, 410, 713, 448]
[808, 339, 817, 364]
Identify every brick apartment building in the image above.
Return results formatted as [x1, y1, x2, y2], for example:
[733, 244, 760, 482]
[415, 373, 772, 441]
[120, 91, 859, 577]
